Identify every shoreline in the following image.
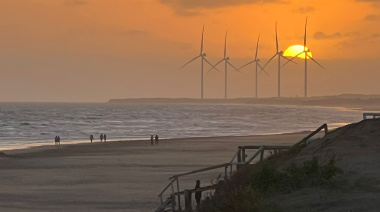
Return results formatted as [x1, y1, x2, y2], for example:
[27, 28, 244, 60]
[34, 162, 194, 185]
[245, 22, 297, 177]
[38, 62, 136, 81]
[0, 121, 350, 154]
[1, 131, 311, 155]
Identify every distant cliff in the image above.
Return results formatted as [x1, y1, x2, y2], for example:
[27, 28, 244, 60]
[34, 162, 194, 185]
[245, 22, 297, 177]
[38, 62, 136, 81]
[108, 94, 380, 110]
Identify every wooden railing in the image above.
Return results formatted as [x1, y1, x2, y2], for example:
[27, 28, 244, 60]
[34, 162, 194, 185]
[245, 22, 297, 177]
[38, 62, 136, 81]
[156, 123, 329, 212]
[157, 163, 231, 212]
[294, 123, 328, 146]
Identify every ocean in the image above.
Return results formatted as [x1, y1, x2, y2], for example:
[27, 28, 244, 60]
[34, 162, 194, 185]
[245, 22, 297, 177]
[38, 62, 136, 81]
[0, 102, 363, 149]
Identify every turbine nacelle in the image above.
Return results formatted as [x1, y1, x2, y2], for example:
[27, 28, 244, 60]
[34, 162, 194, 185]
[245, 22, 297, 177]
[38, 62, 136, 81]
[202, 53, 207, 57]
[226, 57, 230, 61]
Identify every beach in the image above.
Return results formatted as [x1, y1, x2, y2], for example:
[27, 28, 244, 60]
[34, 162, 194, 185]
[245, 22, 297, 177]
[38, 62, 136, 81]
[0, 132, 310, 211]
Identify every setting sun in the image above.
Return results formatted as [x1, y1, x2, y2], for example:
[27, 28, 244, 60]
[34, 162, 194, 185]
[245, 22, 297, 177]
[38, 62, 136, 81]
[284, 45, 313, 59]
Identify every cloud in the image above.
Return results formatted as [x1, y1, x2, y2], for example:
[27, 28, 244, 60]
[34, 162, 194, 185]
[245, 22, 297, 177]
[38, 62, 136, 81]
[160, 0, 286, 16]
[314, 32, 342, 40]
[364, 14, 378, 21]
[294, 6, 316, 14]
[63, 0, 87, 6]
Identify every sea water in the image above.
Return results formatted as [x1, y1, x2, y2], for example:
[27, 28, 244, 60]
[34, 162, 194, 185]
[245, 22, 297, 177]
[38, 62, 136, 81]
[0, 102, 363, 149]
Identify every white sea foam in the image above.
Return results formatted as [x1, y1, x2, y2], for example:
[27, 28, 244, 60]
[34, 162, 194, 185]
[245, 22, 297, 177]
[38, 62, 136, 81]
[0, 102, 363, 149]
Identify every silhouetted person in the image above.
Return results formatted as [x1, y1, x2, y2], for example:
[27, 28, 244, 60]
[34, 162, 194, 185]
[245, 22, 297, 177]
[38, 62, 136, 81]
[150, 135, 154, 145]
[195, 180, 201, 209]
[57, 136, 61, 146]
[100, 133, 103, 142]
[104, 134, 107, 142]
[55, 136, 58, 146]
[155, 135, 159, 145]
[90, 135, 94, 143]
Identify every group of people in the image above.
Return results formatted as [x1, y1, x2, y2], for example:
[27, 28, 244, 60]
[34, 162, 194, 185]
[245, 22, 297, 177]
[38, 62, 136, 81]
[150, 135, 159, 145]
[54, 136, 61, 146]
[54, 134, 108, 146]
[90, 133, 107, 143]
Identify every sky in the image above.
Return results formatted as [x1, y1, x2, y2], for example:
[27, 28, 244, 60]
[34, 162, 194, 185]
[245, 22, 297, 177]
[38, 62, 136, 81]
[0, 0, 379, 102]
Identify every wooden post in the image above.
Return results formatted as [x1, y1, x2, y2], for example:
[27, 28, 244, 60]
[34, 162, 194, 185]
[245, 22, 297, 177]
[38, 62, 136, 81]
[224, 165, 228, 180]
[237, 148, 242, 163]
[242, 148, 246, 163]
[260, 148, 264, 161]
[229, 163, 232, 176]
[184, 189, 192, 212]
[176, 178, 181, 211]
[171, 181, 175, 210]
[171, 194, 176, 212]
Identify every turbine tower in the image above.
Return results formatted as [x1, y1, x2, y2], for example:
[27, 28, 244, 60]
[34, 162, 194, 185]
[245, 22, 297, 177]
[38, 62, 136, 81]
[239, 34, 270, 98]
[283, 18, 325, 98]
[263, 22, 295, 98]
[209, 32, 240, 99]
[180, 25, 216, 99]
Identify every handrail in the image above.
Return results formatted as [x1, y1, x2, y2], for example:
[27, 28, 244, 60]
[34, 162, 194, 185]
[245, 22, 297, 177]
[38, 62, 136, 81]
[172, 184, 220, 196]
[229, 148, 241, 164]
[245, 146, 264, 164]
[157, 178, 176, 205]
[170, 163, 230, 179]
[294, 123, 328, 146]
[241, 145, 292, 150]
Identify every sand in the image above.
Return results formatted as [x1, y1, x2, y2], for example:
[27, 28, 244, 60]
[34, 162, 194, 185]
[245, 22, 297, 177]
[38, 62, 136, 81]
[0, 132, 310, 212]
[267, 119, 380, 211]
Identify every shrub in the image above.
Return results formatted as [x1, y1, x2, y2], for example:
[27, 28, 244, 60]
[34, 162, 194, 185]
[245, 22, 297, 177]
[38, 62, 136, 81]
[199, 156, 341, 212]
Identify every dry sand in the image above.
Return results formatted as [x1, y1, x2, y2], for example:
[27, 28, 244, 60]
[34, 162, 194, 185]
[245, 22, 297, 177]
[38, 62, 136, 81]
[0, 132, 310, 212]
[268, 119, 380, 211]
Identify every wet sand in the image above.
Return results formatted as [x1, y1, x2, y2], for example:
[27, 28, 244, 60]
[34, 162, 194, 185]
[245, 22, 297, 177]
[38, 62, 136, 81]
[0, 132, 310, 211]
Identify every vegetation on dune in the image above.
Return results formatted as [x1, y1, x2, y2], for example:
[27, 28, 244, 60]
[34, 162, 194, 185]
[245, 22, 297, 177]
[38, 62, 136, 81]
[199, 146, 342, 212]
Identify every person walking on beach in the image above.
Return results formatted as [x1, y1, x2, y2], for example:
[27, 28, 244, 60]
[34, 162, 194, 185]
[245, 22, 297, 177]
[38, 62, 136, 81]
[195, 180, 202, 209]
[100, 133, 103, 142]
[155, 135, 159, 145]
[150, 135, 154, 145]
[104, 134, 107, 142]
[90, 135, 94, 143]
[55, 136, 58, 146]
[57, 136, 61, 146]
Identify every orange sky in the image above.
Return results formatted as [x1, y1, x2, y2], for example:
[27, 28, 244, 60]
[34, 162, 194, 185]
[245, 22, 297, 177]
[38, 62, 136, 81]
[0, 0, 379, 101]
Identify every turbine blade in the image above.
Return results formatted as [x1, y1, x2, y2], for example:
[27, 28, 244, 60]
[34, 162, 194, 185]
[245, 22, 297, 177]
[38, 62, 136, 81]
[200, 25, 205, 54]
[180, 55, 201, 70]
[275, 22, 279, 52]
[224, 31, 227, 58]
[281, 54, 297, 66]
[207, 59, 224, 72]
[255, 34, 260, 60]
[281, 51, 303, 67]
[308, 54, 326, 70]
[204, 57, 220, 72]
[227, 61, 241, 72]
[263, 53, 277, 69]
[304, 17, 308, 50]
[239, 60, 256, 70]
[258, 63, 270, 77]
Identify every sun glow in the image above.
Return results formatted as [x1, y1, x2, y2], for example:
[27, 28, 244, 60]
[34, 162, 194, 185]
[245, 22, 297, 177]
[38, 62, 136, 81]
[284, 45, 313, 59]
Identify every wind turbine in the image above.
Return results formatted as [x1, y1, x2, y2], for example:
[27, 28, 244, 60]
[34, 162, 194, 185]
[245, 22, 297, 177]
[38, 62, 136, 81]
[263, 22, 295, 98]
[239, 34, 270, 98]
[209, 32, 240, 99]
[180, 25, 216, 99]
[282, 18, 325, 98]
